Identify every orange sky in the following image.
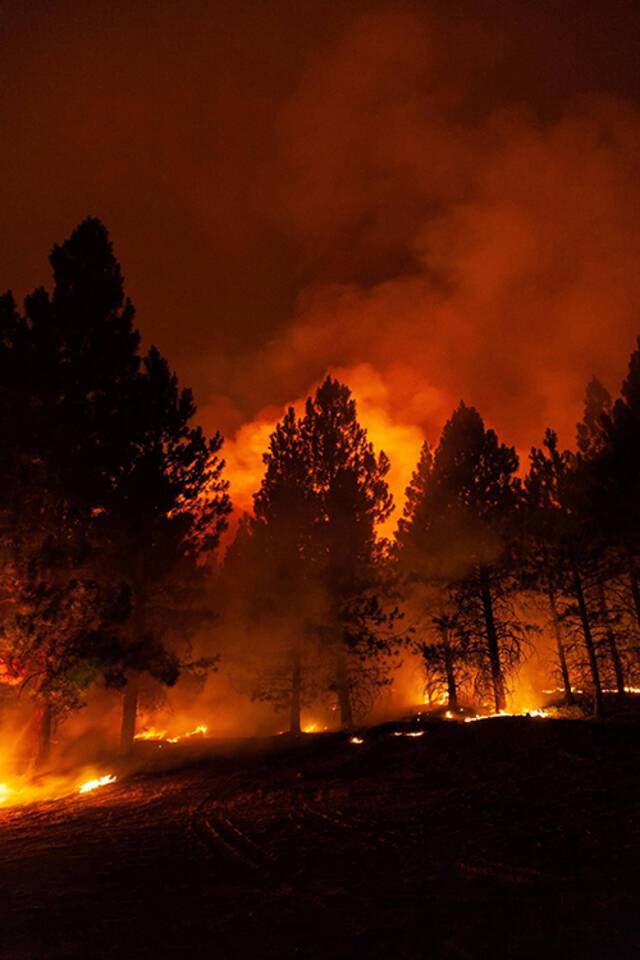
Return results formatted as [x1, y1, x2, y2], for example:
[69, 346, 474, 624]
[2, 1, 640, 530]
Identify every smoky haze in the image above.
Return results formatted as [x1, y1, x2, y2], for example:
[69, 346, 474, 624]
[2, 0, 640, 519]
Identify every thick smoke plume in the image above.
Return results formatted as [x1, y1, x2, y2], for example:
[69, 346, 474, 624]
[217, 4, 640, 519]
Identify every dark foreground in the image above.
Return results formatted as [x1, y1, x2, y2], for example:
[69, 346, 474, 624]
[1, 717, 639, 960]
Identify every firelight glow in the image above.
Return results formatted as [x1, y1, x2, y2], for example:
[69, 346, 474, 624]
[78, 775, 117, 794]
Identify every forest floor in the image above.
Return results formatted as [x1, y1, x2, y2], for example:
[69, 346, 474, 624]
[1, 712, 639, 960]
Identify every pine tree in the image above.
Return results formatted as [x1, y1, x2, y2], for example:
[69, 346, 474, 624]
[0, 220, 231, 759]
[577, 377, 612, 460]
[575, 379, 627, 697]
[0, 220, 143, 760]
[300, 377, 396, 727]
[396, 443, 469, 710]
[526, 431, 605, 717]
[113, 346, 231, 752]
[524, 441, 575, 705]
[422, 403, 524, 713]
[251, 408, 319, 734]
[593, 342, 640, 645]
[232, 378, 398, 730]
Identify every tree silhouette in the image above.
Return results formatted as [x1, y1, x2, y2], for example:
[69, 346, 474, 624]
[421, 403, 524, 712]
[396, 442, 469, 710]
[228, 378, 399, 730]
[0, 219, 231, 759]
[0, 219, 143, 760]
[299, 377, 397, 727]
[526, 431, 604, 717]
[575, 379, 627, 698]
[593, 342, 640, 646]
[239, 408, 320, 734]
[112, 346, 231, 752]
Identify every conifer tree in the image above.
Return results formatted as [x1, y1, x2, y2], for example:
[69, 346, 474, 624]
[524, 441, 575, 705]
[396, 443, 468, 710]
[421, 403, 524, 712]
[113, 346, 231, 752]
[526, 431, 604, 716]
[0, 219, 143, 759]
[594, 341, 640, 642]
[575, 379, 627, 697]
[233, 378, 398, 730]
[0, 219, 231, 758]
[300, 377, 396, 727]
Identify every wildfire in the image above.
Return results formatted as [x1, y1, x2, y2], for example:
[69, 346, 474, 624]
[134, 726, 168, 741]
[464, 709, 550, 723]
[78, 774, 117, 794]
[134, 724, 208, 744]
[166, 724, 208, 743]
[349, 736, 364, 745]
[0, 769, 120, 808]
[302, 722, 329, 733]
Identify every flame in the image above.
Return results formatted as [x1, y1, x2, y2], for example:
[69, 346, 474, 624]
[302, 721, 329, 733]
[78, 774, 117, 795]
[134, 723, 208, 744]
[134, 726, 168, 741]
[349, 736, 364, 745]
[464, 709, 550, 723]
[0, 768, 119, 807]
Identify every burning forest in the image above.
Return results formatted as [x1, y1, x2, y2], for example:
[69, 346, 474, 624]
[2, 2, 640, 958]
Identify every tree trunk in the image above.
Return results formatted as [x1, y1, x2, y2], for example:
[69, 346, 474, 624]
[120, 671, 140, 754]
[335, 648, 353, 728]
[597, 581, 626, 697]
[478, 564, 506, 712]
[290, 647, 301, 735]
[35, 701, 53, 768]
[121, 580, 146, 754]
[627, 555, 640, 634]
[442, 637, 459, 711]
[545, 567, 575, 705]
[571, 557, 604, 718]
[437, 595, 458, 710]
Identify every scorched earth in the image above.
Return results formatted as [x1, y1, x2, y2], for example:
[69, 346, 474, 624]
[1, 716, 639, 960]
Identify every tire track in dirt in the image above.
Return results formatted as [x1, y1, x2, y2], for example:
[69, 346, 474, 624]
[189, 772, 280, 882]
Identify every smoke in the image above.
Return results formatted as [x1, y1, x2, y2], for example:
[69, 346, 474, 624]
[2, 1, 640, 516]
[218, 4, 640, 519]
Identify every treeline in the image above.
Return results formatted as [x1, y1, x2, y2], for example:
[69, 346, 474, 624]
[0, 219, 230, 762]
[2, 220, 640, 758]
[221, 348, 640, 729]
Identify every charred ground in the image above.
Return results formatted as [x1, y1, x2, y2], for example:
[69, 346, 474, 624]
[1, 716, 639, 960]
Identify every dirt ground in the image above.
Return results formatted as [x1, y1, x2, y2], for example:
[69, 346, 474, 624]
[1, 716, 639, 960]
